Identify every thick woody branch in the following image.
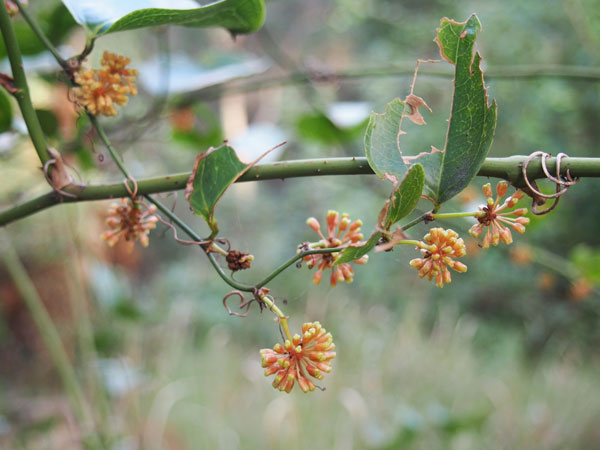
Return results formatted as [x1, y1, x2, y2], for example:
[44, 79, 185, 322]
[2, 155, 600, 226]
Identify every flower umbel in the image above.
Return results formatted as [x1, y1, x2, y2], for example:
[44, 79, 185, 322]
[101, 198, 158, 250]
[260, 321, 335, 393]
[469, 181, 530, 248]
[73, 51, 138, 116]
[299, 210, 368, 286]
[409, 228, 467, 288]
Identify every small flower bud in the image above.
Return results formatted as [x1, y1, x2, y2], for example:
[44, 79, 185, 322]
[306, 217, 320, 232]
[312, 270, 323, 285]
[482, 183, 493, 198]
[512, 208, 528, 216]
[511, 222, 526, 234]
[469, 223, 483, 238]
[496, 181, 508, 197]
[499, 227, 513, 245]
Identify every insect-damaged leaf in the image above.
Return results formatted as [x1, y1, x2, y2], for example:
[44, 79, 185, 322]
[365, 14, 497, 206]
[61, 0, 265, 37]
[186, 145, 247, 232]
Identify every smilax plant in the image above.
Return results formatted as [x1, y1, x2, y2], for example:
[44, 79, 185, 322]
[0, 0, 597, 413]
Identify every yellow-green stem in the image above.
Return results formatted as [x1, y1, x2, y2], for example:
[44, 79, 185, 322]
[432, 212, 479, 220]
[259, 293, 292, 341]
[396, 240, 421, 247]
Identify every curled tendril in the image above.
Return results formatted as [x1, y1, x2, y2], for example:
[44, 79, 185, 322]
[222, 288, 270, 317]
[223, 290, 253, 317]
[42, 159, 76, 199]
[154, 214, 211, 246]
[521, 151, 580, 215]
[123, 177, 138, 199]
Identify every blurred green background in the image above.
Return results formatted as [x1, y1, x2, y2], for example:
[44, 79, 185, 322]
[1, 0, 600, 448]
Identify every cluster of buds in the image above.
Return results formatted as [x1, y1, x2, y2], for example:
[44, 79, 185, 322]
[101, 198, 158, 250]
[260, 321, 335, 393]
[73, 51, 138, 116]
[470, 181, 530, 248]
[225, 250, 254, 271]
[410, 228, 467, 288]
[300, 211, 368, 286]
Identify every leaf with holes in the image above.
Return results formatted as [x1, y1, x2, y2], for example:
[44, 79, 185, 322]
[365, 14, 497, 206]
[61, 0, 265, 37]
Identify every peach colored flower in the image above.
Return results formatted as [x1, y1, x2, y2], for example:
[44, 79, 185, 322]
[570, 278, 594, 301]
[409, 228, 467, 288]
[469, 181, 530, 248]
[101, 198, 157, 250]
[510, 245, 533, 265]
[260, 321, 335, 393]
[300, 210, 368, 286]
[73, 51, 138, 116]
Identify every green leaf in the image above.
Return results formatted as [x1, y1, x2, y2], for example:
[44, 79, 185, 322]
[0, 89, 12, 133]
[186, 145, 248, 231]
[0, 4, 76, 59]
[61, 0, 265, 37]
[296, 109, 367, 146]
[171, 104, 224, 150]
[384, 164, 425, 229]
[35, 109, 59, 138]
[570, 244, 600, 282]
[365, 14, 497, 206]
[334, 232, 381, 266]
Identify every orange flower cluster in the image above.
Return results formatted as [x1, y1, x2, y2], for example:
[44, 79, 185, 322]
[469, 181, 530, 248]
[301, 211, 368, 286]
[101, 198, 158, 250]
[260, 321, 335, 393]
[73, 51, 138, 116]
[410, 228, 467, 288]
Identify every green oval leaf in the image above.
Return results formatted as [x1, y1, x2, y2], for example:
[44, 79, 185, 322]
[61, 0, 265, 37]
[0, 89, 12, 133]
[365, 14, 497, 206]
[334, 232, 382, 266]
[384, 164, 425, 229]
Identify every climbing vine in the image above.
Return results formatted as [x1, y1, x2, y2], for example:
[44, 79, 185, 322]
[1, 0, 599, 404]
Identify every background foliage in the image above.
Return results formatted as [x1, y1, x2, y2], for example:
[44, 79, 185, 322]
[1, 0, 600, 448]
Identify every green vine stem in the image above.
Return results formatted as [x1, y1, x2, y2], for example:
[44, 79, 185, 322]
[258, 292, 292, 341]
[0, 231, 103, 447]
[2, 155, 600, 226]
[88, 114, 137, 183]
[256, 247, 342, 288]
[395, 240, 422, 246]
[0, 1, 50, 164]
[432, 211, 479, 220]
